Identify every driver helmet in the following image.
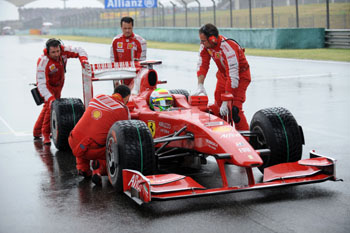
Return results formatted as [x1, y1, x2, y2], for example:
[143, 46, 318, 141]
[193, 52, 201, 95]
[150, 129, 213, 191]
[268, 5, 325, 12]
[149, 88, 173, 111]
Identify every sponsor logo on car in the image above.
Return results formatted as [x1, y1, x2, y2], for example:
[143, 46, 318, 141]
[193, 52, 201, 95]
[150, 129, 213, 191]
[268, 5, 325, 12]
[238, 147, 252, 153]
[160, 128, 170, 134]
[147, 120, 156, 137]
[220, 133, 240, 139]
[212, 126, 232, 133]
[236, 142, 244, 146]
[205, 121, 224, 127]
[128, 174, 143, 192]
[206, 139, 218, 150]
[159, 122, 171, 129]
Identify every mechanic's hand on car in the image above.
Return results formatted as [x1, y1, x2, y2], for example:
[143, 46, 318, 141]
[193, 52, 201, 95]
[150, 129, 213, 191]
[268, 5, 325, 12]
[192, 83, 207, 96]
[220, 101, 229, 116]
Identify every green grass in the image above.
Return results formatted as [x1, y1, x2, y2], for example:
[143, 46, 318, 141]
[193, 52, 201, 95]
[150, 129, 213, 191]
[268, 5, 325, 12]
[37, 35, 350, 62]
[245, 48, 350, 62]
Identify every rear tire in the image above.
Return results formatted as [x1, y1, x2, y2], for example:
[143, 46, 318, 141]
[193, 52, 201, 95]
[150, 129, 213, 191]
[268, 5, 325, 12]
[250, 107, 304, 173]
[169, 89, 189, 101]
[106, 120, 156, 192]
[51, 98, 85, 151]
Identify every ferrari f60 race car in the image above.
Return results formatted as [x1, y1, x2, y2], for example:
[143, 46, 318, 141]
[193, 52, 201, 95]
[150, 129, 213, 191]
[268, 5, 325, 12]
[50, 60, 340, 205]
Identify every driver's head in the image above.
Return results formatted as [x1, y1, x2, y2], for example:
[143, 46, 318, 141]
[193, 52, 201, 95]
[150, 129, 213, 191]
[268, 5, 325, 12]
[149, 88, 173, 111]
[120, 16, 134, 38]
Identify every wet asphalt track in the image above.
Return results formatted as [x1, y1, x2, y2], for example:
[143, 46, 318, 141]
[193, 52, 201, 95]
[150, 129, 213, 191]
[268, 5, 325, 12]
[0, 36, 349, 233]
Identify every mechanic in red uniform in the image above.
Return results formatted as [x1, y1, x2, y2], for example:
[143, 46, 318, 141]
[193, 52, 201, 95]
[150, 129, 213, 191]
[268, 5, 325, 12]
[68, 85, 131, 185]
[110, 16, 147, 87]
[33, 38, 89, 144]
[193, 23, 251, 131]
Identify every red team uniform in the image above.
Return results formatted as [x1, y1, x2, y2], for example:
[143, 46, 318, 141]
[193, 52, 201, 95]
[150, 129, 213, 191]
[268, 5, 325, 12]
[110, 32, 146, 62]
[197, 35, 251, 130]
[33, 45, 88, 140]
[68, 94, 130, 175]
[110, 33, 146, 85]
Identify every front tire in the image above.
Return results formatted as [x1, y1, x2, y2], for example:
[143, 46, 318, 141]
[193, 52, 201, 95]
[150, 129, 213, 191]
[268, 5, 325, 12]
[51, 98, 85, 150]
[106, 120, 156, 192]
[250, 107, 304, 173]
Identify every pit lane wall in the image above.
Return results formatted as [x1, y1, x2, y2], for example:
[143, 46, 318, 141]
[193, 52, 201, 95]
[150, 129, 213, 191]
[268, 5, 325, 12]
[48, 27, 325, 49]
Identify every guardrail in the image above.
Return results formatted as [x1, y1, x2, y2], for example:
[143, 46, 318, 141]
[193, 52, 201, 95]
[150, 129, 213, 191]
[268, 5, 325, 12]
[325, 29, 350, 49]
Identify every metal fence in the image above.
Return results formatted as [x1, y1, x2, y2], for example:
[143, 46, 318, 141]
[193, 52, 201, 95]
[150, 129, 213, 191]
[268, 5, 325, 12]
[55, 0, 350, 29]
[325, 29, 350, 48]
[3, 0, 347, 31]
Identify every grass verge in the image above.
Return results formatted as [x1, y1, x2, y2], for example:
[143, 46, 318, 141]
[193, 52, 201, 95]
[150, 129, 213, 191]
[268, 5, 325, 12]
[37, 35, 350, 62]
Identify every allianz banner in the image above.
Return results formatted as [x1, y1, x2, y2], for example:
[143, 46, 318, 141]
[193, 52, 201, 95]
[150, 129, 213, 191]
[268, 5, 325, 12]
[105, 0, 157, 8]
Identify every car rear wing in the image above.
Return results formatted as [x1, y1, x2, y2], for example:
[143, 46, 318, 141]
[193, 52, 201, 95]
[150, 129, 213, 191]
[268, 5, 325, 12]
[91, 63, 137, 81]
[82, 61, 162, 109]
[82, 61, 137, 108]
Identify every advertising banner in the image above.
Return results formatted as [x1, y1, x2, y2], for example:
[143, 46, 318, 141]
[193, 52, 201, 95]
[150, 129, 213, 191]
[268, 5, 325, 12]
[105, 0, 157, 9]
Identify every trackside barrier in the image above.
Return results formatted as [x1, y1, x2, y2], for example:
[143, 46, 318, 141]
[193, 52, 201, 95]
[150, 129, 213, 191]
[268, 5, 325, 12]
[49, 27, 325, 49]
[325, 29, 350, 48]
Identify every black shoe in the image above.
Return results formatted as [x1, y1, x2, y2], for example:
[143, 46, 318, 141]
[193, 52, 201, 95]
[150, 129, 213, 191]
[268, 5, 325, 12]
[33, 136, 41, 141]
[92, 174, 102, 186]
[78, 169, 92, 178]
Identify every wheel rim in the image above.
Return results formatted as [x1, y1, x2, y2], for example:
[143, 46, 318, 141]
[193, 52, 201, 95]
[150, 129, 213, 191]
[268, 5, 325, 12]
[253, 125, 267, 148]
[106, 137, 119, 179]
[51, 111, 58, 142]
[252, 125, 271, 168]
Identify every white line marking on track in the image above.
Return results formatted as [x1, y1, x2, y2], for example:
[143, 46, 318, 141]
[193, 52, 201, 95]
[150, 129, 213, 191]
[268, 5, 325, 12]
[0, 115, 31, 136]
[253, 73, 335, 81]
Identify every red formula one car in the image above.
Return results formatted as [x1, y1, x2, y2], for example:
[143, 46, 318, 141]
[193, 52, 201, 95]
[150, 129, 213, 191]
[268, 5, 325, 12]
[50, 60, 340, 205]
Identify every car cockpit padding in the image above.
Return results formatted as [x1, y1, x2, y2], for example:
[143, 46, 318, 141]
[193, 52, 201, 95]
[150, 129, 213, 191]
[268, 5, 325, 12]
[148, 70, 157, 86]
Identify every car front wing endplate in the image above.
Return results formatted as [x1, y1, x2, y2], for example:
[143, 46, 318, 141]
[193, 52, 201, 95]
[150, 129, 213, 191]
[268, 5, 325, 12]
[122, 150, 340, 205]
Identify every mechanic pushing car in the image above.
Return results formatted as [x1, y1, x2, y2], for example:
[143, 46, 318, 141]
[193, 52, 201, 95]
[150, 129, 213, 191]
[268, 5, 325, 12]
[68, 85, 131, 185]
[33, 38, 89, 144]
[110, 16, 147, 87]
[193, 23, 251, 131]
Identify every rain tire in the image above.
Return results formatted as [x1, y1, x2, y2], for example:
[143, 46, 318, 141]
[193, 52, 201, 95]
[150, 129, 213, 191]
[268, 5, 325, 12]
[51, 98, 85, 151]
[106, 120, 156, 192]
[250, 107, 304, 173]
